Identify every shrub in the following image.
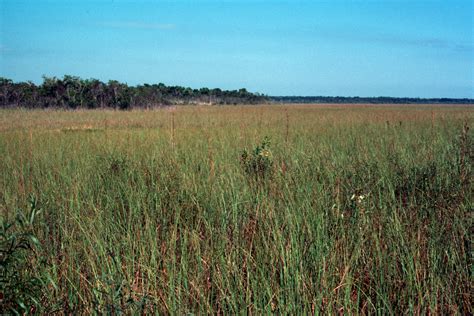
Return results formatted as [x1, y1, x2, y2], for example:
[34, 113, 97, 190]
[240, 136, 274, 179]
[0, 196, 44, 314]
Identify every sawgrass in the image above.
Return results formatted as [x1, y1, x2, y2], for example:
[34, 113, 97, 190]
[0, 104, 472, 314]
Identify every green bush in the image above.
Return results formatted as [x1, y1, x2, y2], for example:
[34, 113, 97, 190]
[0, 196, 44, 314]
[240, 136, 274, 179]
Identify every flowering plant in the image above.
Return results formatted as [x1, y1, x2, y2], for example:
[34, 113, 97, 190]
[240, 136, 274, 179]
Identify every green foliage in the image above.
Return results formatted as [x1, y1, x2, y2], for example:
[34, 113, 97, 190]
[271, 95, 474, 104]
[0, 75, 268, 108]
[240, 136, 274, 179]
[91, 256, 153, 314]
[0, 196, 44, 314]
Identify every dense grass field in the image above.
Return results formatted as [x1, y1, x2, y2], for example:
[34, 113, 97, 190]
[1, 105, 472, 314]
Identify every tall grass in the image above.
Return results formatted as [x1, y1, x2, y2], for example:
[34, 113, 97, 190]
[0, 105, 472, 314]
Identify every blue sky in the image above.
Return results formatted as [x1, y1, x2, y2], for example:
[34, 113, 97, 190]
[1, 0, 472, 97]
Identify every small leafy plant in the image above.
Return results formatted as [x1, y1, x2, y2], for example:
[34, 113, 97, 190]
[0, 196, 44, 314]
[91, 254, 153, 314]
[240, 136, 274, 179]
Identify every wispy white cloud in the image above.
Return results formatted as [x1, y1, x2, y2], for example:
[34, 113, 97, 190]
[365, 34, 473, 52]
[313, 27, 473, 54]
[98, 21, 176, 30]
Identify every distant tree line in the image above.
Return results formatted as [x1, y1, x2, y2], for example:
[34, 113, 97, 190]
[0, 76, 268, 109]
[2, 76, 471, 109]
[270, 96, 474, 104]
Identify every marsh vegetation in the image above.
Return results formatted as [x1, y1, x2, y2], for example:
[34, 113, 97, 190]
[0, 105, 472, 314]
